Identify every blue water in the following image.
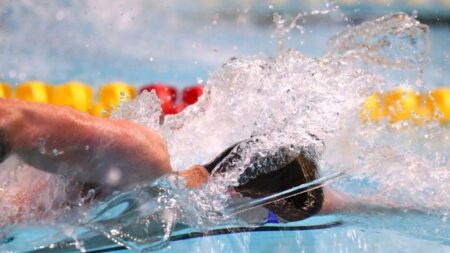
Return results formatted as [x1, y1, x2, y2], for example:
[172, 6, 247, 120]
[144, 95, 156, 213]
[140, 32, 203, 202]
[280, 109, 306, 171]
[1, 2, 449, 89]
[1, 213, 449, 252]
[156, 215, 450, 253]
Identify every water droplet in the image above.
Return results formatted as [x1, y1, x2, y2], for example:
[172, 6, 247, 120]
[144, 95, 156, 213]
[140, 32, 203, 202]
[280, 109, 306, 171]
[37, 138, 47, 154]
[106, 167, 122, 186]
[52, 148, 64, 156]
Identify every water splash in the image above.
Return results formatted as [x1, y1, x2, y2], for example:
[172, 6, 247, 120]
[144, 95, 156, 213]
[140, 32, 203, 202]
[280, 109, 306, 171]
[112, 36, 375, 227]
[0, 155, 98, 227]
[326, 12, 430, 88]
[111, 90, 162, 130]
[272, 0, 343, 53]
[326, 12, 430, 70]
[112, 12, 449, 225]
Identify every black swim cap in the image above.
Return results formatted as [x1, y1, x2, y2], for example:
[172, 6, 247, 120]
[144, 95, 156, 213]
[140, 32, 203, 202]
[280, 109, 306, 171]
[203, 135, 324, 221]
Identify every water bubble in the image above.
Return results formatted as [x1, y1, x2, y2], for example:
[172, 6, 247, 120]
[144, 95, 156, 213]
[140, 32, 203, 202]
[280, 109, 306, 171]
[106, 167, 122, 186]
[8, 70, 16, 78]
[212, 13, 219, 26]
[52, 149, 64, 157]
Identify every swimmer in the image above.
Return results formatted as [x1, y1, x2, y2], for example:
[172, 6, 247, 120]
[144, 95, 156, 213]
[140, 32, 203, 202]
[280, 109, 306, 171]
[0, 98, 352, 224]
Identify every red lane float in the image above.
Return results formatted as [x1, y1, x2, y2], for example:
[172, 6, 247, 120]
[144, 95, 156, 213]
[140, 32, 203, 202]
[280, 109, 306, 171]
[139, 84, 177, 103]
[182, 85, 203, 105]
[140, 84, 180, 115]
[161, 102, 186, 115]
[140, 84, 203, 116]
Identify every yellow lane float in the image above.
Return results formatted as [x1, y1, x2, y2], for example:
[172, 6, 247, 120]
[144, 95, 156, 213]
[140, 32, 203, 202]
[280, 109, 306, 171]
[360, 87, 450, 125]
[89, 102, 109, 117]
[411, 93, 434, 125]
[7, 80, 450, 124]
[383, 88, 420, 123]
[360, 92, 385, 122]
[0, 82, 12, 98]
[98, 82, 137, 114]
[428, 88, 450, 123]
[50, 81, 93, 112]
[15, 81, 52, 103]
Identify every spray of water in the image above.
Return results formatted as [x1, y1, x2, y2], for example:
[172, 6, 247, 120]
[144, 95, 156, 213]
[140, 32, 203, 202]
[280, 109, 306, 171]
[110, 13, 449, 226]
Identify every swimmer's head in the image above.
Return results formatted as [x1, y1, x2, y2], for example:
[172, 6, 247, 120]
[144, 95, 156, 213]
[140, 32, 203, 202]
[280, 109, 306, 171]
[203, 138, 324, 221]
[234, 152, 323, 222]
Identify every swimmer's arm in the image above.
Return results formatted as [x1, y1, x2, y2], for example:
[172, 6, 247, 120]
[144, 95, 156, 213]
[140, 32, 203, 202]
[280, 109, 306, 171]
[319, 187, 417, 214]
[319, 187, 353, 214]
[0, 98, 172, 187]
[320, 187, 386, 214]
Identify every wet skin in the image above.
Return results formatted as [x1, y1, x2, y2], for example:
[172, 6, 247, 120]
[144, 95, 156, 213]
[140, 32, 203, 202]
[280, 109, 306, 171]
[0, 99, 172, 189]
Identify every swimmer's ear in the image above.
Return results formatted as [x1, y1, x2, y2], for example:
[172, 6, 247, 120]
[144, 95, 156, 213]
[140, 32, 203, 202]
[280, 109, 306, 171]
[203, 142, 240, 173]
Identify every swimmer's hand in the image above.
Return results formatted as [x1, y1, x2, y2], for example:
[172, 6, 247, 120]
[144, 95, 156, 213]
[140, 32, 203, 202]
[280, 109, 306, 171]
[0, 99, 172, 189]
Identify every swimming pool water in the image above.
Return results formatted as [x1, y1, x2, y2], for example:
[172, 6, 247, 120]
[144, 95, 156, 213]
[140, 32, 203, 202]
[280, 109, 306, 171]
[1, 3, 449, 89]
[1, 212, 448, 252]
